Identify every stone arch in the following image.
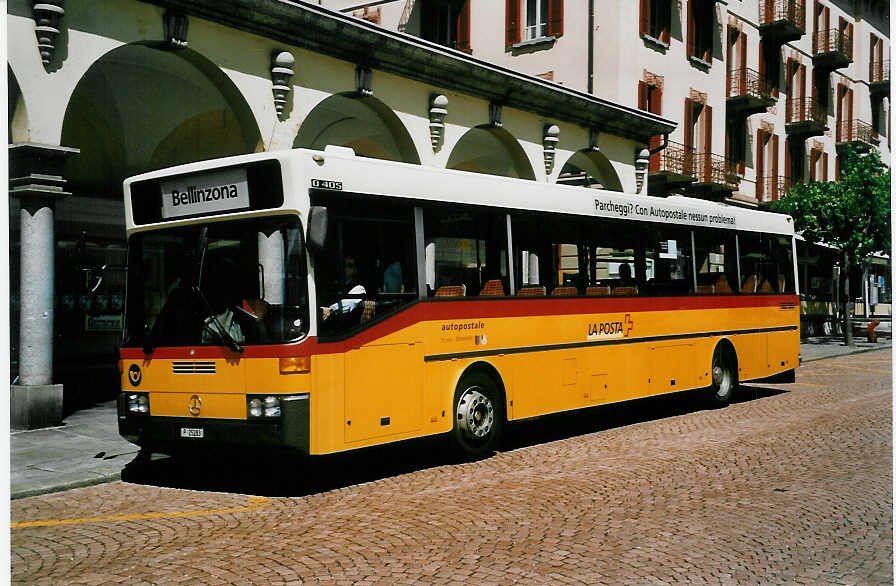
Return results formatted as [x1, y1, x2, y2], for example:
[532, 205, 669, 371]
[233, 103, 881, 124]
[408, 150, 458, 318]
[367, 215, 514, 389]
[556, 149, 623, 191]
[8, 66, 29, 143]
[61, 42, 263, 197]
[294, 93, 421, 164]
[446, 125, 536, 180]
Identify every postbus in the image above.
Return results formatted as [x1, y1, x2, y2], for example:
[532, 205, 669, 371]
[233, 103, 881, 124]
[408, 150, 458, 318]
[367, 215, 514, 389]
[118, 147, 799, 459]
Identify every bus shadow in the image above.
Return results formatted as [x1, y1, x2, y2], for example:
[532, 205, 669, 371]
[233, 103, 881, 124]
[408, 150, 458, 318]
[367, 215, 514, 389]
[121, 384, 788, 497]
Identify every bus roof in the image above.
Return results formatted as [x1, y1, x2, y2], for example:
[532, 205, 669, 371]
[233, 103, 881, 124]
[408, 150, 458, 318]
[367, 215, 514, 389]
[124, 148, 794, 236]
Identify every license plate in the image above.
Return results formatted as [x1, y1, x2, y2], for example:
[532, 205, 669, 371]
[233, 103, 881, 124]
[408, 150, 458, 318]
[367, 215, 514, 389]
[180, 427, 204, 438]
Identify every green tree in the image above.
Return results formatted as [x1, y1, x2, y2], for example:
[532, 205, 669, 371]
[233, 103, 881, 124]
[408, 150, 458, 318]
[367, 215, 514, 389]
[771, 145, 891, 345]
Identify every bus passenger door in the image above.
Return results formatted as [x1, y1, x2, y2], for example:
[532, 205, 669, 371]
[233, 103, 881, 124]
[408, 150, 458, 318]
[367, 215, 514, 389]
[343, 341, 424, 443]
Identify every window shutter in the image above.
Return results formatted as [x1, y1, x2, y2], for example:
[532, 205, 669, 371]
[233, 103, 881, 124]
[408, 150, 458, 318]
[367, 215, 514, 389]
[640, 0, 649, 36]
[740, 31, 747, 78]
[638, 81, 649, 110]
[809, 148, 817, 181]
[756, 129, 765, 199]
[702, 3, 712, 62]
[687, 0, 695, 58]
[548, 0, 563, 37]
[684, 99, 694, 151]
[457, 0, 472, 53]
[836, 82, 844, 140]
[649, 86, 663, 171]
[771, 134, 779, 188]
[822, 152, 828, 181]
[703, 104, 712, 180]
[506, 0, 520, 49]
[784, 138, 791, 181]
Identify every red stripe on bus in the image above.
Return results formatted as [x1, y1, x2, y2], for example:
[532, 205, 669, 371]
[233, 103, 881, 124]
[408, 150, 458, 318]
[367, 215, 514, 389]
[119, 294, 799, 360]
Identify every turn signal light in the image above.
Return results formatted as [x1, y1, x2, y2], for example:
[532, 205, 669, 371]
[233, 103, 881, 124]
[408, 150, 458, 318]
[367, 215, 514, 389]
[279, 356, 310, 374]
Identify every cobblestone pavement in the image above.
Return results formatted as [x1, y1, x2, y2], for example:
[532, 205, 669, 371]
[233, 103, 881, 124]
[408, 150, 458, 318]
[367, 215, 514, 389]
[11, 351, 892, 585]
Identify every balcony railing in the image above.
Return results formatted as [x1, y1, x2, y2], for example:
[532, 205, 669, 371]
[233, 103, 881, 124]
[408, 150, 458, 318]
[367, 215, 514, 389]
[728, 67, 774, 100]
[758, 176, 792, 202]
[786, 97, 825, 125]
[650, 140, 696, 178]
[759, 0, 805, 30]
[837, 119, 875, 145]
[694, 153, 739, 189]
[813, 28, 852, 61]
[870, 59, 889, 83]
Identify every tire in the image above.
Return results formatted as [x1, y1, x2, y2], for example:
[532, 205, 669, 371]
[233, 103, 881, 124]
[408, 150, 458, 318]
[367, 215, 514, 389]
[450, 371, 504, 460]
[708, 344, 738, 407]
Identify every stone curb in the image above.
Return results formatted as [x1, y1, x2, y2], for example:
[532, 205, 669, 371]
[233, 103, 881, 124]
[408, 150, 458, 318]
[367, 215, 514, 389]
[12, 472, 123, 501]
[801, 344, 892, 363]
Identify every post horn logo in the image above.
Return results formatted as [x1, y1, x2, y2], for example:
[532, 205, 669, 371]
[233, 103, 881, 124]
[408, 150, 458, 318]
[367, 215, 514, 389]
[127, 364, 142, 386]
[188, 395, 202, 417]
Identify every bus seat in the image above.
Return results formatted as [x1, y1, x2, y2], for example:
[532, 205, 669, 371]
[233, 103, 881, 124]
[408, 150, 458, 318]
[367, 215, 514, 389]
[517, 285, 546, 296]
[360, 300, 376, 324]
[551, 286, 578, 296]
[714, 274, 733, 294]
[612, 285, 639, 296]
[435, 284, 466, 297]
[740, 274, 758, 293]
[778, 275, 786, 292]
[586, 286, 611, 296]
[758, 278, 774, 293]
[479, 279, 506, 296]
[696, 285, 714, 294]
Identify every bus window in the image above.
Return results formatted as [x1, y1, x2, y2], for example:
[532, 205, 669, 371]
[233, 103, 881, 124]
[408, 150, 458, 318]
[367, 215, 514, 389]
[512, 214, 591, 295]
[764, 234, 796, 293]
[643, 225, 693, 296]
[693, 228, 738, 294]
[311, 193, 417, 336]
[591, 218, 641, 296]
[424, 205, 508, 297]
[738, 231, 791, 293]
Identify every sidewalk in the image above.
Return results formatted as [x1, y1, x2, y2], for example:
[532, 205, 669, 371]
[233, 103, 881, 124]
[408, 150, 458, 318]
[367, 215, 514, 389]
[10, 337, 892, 499]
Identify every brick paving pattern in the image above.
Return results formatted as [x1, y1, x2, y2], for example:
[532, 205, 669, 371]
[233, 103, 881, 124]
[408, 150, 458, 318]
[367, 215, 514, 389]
[11, 351, 892, 585]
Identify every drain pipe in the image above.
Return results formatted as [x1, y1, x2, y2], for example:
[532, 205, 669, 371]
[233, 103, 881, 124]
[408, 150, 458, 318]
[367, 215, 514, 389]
[587, 0, 594, 93]
[649, 133, 670, 155]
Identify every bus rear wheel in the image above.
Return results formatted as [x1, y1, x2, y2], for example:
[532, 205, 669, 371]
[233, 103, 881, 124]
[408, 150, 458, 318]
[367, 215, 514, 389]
[450, 371, 503, 460]
[709, 345, 737, 407]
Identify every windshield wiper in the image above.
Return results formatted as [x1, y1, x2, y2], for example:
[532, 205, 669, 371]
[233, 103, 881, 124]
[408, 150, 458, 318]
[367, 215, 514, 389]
[193, 286, 244, 353]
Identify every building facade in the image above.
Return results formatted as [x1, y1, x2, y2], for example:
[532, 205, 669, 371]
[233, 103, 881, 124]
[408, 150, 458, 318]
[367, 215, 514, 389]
[7, 0, 673, 426]
[330, 0, 891, 330]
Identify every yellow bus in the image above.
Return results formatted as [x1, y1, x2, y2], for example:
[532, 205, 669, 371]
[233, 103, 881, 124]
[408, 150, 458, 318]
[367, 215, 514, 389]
[118, 147, 799, 459]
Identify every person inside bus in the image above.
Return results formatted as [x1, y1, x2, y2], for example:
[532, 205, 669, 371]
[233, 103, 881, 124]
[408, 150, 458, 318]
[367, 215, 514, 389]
[320, 255, 366, 321]
[618, 263, 635, 285]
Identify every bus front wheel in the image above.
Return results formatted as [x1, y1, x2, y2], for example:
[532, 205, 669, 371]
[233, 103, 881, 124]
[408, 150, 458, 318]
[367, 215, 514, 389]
[451, 371, 503, 460]
[709, 345, 737, 407]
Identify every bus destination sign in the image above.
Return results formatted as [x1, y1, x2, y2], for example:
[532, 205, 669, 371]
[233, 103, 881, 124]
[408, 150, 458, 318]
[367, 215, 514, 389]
[160, 167, 250, 219]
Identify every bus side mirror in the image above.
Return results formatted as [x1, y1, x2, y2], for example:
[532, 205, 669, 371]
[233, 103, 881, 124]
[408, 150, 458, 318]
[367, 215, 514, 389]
[307, 206, 328, 255]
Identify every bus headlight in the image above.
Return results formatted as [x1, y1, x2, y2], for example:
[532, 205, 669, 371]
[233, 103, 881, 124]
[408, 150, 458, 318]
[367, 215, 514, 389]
[127, 392, 150, 414]
[247, 395, 280, 419]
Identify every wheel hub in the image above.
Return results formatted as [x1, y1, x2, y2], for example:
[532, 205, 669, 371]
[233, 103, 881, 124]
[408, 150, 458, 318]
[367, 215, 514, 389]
[457, 387, 494, 439]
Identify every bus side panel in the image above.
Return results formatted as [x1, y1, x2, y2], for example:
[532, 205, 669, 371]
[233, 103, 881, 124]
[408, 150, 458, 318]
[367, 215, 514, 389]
[731, 332, 767, 381]
[343, 342, 423, 443]
[584, 344, 630, 405]
[423, 360, 454, 434]
[767, 329, 800, 372]
[309, 352, 345, 454]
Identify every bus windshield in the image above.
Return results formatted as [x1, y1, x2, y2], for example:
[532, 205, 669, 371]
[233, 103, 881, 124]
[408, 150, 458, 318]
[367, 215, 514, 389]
[123, 215, 308, 349]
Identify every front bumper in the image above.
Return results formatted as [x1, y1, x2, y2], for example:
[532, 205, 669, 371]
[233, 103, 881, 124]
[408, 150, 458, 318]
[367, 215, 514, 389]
[117, 393, 310, 454]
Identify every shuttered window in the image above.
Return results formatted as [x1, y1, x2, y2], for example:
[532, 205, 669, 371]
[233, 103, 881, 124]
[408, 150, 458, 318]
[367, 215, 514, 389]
[640, 0, 670, 43]
[507, 0, 562, 48]
[456, 0, 471, 53]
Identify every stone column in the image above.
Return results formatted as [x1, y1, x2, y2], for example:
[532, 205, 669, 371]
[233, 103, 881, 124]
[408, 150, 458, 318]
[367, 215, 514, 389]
[9, 143, 78, 429]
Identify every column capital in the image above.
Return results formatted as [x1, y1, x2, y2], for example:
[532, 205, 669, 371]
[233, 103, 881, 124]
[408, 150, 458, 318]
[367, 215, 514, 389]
[9, 143, 80, 204]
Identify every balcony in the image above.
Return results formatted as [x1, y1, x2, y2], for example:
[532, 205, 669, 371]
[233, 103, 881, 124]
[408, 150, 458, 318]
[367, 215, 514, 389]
[759, 0, 805, 44]
[648, 140, 698, 193]
[870, 60, 889, 96]
[692, 153, 739, 192]
[757, 176, 792, 203]
[836, 119, 876, 151]
[727, 67, 776, 117]
[812, 28, 852, 70]
[785, 97, 827, 138]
